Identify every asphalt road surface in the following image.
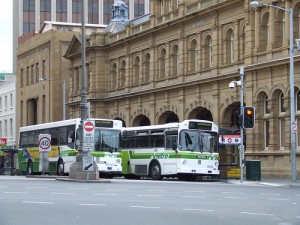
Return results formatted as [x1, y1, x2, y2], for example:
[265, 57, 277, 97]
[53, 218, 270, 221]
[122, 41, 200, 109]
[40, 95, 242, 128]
[0, 176, 299, 225]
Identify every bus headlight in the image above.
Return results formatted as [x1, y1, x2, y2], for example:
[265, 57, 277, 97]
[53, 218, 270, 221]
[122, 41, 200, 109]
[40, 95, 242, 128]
[215, 162, 219, 166]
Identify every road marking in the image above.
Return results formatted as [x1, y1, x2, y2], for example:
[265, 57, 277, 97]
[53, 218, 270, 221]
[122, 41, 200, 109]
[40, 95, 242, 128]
[50, 192, 76, 195]
[26, 186, 49, 189]
[267, 198, 290, 201]
[259, 193, 280, 196]
[184, 190, 205, 193]
[183, 208, 214, 212]
[94, 193, 119, 196]
[240, 212, 273, 216]
[79, 203, 106, 206]
[146, 189, 167, 192]
[181, 195, 205, 198]
[130, 206, 161, 209]
[23, 201, 54, 204]
[105, 189, 128, 191]
[4, 192, 28, 194]
[68, 187, 90, 190]
[225, 196, 248, 200]
[138, 194, 162, 197]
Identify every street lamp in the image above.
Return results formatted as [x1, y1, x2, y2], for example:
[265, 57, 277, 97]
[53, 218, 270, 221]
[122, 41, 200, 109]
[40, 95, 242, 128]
[229, 67, 245, 183]
[250, 1, 297, 183]
[39, 78, 66, 120]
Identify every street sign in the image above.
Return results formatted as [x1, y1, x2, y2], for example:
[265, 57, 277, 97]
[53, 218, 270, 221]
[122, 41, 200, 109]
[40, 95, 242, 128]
[83, 120, 95, 152]
[39, 134, 51, 152]
[219, 134, 241, 145]
[83, 155, 94, 171]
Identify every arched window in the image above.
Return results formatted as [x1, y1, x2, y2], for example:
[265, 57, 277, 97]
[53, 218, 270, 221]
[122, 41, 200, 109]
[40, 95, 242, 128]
[171, 45, 178, 76]
[119, 60, 126, 88]
[225, 29, 234, 64]
[159, 48, 166, 78]
[111, 63, 117, 89]
[133, 56, 140, 84]
[278, 92, 286, 149]
[261, 13, 269, 51]
[143, 53, 150, 83]
[204, 36, 212, 68]
[189, 39, 197, 72]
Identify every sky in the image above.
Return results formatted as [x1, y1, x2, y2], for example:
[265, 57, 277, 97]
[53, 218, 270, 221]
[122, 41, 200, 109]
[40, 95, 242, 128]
[0, 1, 13, 73]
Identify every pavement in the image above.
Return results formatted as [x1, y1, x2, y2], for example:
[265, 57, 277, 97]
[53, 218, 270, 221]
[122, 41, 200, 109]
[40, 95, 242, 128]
[225, 177, 300, 188]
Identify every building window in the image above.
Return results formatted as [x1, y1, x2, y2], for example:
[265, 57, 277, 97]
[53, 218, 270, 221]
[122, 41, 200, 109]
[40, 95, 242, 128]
[264, 120, 270, 149]
[0, 121, 2, 137]
[88, 0, 99, 24]
[4, 120, 7, 137]
[264, 95, 270, 115]
[72, 0, 82, 23]
[134, 0, 144, 18]
[133, 56, 140, 84]
[0, 97, 2, 111]
[189, 40, 197, 72]
[26, 67, 30, 86]
[171, 45, 178, 76]
[4, 96, 7, 109]
[204, 36, 212, 68]
[36, 63, 39, 83]
[86, 64, 90, 91]
[40, 0, 51, 26]
[23, 0, 35, 34]
[21, 69, 24, 88]
[296, 89, 300, 112]
[56, 0, 68, 22]
[143, 53, 150, 83]
[261, 13, 269, 51]
[159, 48, 166, 78]
[119, 60, 126, 88]
[10, 119, 13, 137]
[31, 65, 34, 84]
[279, 93, 286, 113]
[103, 0, 114, 24]
[10, 93, 13, 108]
[42, 60, 46, 78]
[230, 31, 234, 63]
[111, 63, 117, 89]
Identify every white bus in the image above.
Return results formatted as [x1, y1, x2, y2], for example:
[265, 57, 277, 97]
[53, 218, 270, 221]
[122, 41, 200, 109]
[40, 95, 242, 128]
[18, 118, 122, 177]
[121, 119, 219, 180]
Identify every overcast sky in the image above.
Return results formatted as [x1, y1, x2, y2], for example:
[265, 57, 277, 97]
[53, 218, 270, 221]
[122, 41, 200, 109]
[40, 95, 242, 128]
[0, 1, 13, 73]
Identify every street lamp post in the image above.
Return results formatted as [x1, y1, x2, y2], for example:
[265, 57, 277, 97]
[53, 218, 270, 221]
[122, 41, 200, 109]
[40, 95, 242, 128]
[39, 78, 66, 120]
[229, 67, 244, 183]
[250, 1, 297, 183]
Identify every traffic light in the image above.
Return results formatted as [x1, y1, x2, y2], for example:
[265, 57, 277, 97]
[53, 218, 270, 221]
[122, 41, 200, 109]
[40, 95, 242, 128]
[243, 106, 255, 129]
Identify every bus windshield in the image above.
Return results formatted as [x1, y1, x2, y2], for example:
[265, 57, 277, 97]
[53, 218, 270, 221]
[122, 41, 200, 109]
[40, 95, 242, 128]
[179, 130, 218, 153]
[94, 129, 121, 152]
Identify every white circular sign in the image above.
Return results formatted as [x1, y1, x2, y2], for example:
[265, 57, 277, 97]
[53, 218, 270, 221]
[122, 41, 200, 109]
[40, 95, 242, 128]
[39, 136, 51, 151]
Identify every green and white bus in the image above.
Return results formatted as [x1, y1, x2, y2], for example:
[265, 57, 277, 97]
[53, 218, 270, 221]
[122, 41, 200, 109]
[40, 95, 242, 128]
[18, 118, 122, 177]
[121, 119, 219, 180]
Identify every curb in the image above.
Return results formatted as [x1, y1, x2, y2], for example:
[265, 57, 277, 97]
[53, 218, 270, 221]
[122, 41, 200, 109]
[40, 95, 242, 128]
[56, 177, 111, 183]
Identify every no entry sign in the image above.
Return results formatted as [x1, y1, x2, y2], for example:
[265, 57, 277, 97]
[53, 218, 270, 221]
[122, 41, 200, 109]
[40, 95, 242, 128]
[83, 120, 95, 152]
[84, 121, 95, 132]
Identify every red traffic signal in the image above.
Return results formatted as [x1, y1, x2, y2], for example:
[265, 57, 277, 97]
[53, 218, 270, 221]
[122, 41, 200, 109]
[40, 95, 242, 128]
[243, 106, 255, 129]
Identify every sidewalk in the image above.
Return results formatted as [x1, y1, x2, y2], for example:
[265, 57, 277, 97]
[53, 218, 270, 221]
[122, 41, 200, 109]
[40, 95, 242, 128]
[226, 177, 300, 188]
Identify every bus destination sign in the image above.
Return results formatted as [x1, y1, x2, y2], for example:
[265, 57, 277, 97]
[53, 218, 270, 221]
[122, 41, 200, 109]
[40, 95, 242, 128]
[189, 121, 212, 130]
[95, 120, 114, 128]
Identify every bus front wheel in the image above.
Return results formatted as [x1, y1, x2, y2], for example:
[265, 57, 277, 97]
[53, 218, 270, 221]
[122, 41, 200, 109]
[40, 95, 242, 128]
[27, 160, 33, 175]
[149, 161, 162, 180]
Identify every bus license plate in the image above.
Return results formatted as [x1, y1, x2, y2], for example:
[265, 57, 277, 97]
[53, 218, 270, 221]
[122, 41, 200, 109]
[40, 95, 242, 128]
[198, 160, 201, 164]
[107, 167, 112, 170]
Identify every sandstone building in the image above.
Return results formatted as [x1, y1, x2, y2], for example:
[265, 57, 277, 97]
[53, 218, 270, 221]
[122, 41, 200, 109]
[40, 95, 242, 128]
[17, 0, 300, 178]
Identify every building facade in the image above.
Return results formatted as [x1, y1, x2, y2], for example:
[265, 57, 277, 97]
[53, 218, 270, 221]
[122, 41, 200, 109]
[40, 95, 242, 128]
[63, 0, 300, 178]
[0, 74, 16, 147]
[13, 0, 150, 72]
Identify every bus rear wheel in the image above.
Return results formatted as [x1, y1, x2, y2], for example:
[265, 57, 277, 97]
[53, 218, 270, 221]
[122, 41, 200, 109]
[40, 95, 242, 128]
[149, 161, 162, 180]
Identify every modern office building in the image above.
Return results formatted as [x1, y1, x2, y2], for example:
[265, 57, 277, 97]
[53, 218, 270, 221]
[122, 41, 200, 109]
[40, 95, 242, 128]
[13, 0, 150, 72]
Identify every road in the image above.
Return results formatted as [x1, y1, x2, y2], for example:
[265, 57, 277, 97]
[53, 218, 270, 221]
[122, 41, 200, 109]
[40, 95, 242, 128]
[0, 176, 299, 225]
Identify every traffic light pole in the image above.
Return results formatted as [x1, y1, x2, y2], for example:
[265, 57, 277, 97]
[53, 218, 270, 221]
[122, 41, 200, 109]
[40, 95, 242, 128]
[239, 67, 244, 183]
